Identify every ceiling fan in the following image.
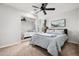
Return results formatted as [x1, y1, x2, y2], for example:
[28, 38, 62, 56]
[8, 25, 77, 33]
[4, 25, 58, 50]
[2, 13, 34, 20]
[32, 3, 55, 15]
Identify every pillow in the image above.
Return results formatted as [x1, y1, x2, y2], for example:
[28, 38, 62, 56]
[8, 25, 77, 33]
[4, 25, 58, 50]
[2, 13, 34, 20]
[50, 32, 63, 35]
[47, 30, 64, 35]
[55, 30, 64, 34]
[46, 29, 55, 34]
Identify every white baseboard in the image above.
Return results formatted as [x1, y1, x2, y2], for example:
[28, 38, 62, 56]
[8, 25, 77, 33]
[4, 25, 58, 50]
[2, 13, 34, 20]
[0, 40, 21, 49]
[68, 40, 79, 45]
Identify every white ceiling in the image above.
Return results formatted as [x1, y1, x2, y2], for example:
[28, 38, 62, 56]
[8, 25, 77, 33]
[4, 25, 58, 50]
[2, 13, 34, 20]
[5, 3, 79, 14]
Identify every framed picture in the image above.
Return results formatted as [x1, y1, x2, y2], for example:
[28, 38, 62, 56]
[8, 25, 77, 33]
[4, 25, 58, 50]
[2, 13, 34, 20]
[51, 19, 66, 27]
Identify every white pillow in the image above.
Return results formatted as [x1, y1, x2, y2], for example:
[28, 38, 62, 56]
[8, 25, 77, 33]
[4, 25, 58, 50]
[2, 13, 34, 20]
[55, 30, 64, 34]
[46, 29, 55, 33]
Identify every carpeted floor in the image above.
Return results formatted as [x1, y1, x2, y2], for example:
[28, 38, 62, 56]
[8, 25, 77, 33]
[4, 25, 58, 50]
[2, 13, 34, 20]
[0, 39, 79, 56]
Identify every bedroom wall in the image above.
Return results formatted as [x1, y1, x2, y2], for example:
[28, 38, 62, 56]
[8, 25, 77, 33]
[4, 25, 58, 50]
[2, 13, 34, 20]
[0, 4, 23, 47]
[49, 8, 79, 44]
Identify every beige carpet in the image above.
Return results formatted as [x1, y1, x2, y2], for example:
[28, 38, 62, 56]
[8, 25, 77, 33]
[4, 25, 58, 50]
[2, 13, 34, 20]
[0, 39, 79, 56]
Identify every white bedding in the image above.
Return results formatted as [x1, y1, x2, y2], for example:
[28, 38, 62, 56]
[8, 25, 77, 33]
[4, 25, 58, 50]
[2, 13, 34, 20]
[47, 34, 68, 55]
[31, 33, 68, 56]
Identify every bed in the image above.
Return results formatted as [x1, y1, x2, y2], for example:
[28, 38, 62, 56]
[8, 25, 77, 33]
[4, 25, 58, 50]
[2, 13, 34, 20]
[30, 29, 68, 56]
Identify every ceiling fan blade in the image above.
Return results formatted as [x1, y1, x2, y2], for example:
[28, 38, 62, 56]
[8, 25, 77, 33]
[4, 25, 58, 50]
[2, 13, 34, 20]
[45, 8, 55, 10]
[36, 9, 42, 14]
[32, 5, 39, 8]
[43, 10, 47, 15]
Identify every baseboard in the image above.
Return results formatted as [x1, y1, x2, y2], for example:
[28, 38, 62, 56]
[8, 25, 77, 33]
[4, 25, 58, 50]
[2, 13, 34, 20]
[68, 40, 79, 45]
[0, 40, 21, 49]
